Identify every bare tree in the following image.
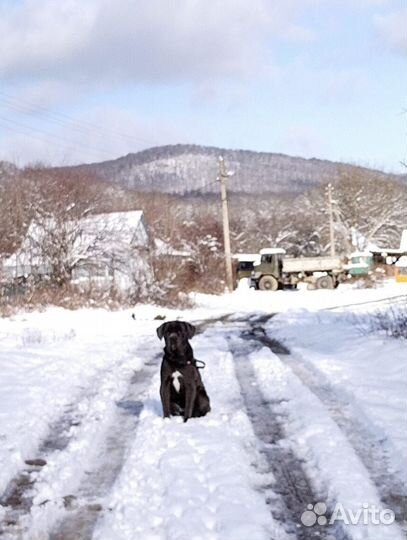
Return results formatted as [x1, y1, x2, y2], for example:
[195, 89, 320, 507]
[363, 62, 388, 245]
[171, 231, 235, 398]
[331, 168, 407, 251]
[17, 166, 108, 285]
[0, 165, 33, 258]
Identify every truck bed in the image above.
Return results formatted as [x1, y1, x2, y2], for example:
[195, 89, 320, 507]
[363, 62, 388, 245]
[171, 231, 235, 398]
[283, 256, 343, 273]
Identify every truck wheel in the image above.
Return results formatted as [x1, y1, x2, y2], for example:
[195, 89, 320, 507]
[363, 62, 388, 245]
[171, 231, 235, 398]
[316, 275, 334, 289]
[259, 275, 279, 291]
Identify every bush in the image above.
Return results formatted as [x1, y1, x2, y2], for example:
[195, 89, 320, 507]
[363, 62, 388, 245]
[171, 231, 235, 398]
[360, 305, 407, 339]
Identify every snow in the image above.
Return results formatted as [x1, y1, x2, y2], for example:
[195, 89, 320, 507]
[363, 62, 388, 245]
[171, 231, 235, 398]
[259, 247, 286, 255]
[154, 238, 190, 257]
[94, 332, 287, 540]
[0, 280, 406, 538]
[0, 309, 145, 497]
[250, 346, 404, 540]
[233, 253, 260, 262]
[192, 279, 407, 316]
[268, 308, 407, 481]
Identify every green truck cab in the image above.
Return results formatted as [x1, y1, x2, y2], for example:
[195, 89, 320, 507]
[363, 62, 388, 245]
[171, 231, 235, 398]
[234, 254, 261, 283]
[346, 252, 373, 276]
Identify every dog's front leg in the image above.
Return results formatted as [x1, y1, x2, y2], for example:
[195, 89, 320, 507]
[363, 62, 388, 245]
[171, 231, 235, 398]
[184, 384, 197, 423]
[160, 380, 171, 418]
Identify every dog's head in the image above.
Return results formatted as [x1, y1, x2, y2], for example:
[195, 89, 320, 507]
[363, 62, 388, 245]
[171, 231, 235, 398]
[156, 320, 196, 359]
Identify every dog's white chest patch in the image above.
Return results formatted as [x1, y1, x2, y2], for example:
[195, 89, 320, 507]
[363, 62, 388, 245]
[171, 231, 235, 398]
[172, 370, 183, 393]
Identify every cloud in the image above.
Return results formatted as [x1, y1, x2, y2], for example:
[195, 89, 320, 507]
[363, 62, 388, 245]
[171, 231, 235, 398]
[0, 0, 316, 84]
[374, 8, 407, 54]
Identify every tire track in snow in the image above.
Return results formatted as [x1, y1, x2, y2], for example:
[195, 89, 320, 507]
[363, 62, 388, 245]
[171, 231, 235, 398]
[227, 333, 345, 540]
[196, 314, 407, 535]
[0, 373, 110, 536]
[246, 322, 407, 531]
[0, 348, 159, 540]
[49, 354, 160, 540]
[92, 329, 295, 540]
[204, 314, 407, 534]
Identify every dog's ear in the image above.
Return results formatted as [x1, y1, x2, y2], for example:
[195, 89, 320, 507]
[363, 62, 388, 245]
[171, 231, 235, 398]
[184, 322, 196, 340]
[156, 322, 167, 340]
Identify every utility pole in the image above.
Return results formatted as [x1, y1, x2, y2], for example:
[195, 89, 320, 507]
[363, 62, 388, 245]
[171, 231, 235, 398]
[218, 156, 234, 292]
[327, 183, 336, 256]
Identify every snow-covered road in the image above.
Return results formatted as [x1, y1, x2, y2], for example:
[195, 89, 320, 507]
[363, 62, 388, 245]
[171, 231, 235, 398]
[0, 284, 406, 540]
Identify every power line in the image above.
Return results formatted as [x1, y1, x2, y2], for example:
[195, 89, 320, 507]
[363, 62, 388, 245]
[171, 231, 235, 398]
[0, 90, 160, 148]
[1, 97, 108, 141]
[0, 114, 116, 161]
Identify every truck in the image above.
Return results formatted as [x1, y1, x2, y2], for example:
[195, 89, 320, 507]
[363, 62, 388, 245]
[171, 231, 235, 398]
[233, 253, 261, 283]
[345, 251, 373, 277]
[250, 248, 346, 291]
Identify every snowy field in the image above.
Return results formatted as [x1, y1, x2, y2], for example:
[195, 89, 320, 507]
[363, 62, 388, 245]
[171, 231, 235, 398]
[0, 281, 406, 539]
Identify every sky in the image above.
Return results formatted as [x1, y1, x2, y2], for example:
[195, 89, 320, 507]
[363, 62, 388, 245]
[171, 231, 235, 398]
[0, 0, 406, 171]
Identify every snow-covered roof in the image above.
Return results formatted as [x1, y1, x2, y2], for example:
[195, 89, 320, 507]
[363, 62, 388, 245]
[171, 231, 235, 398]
[3, 210, 149, 273]
[81, 210, 143, 230]
[233, 253, 260, 262]
[73, 210, 148, 247]
[259, 248, 286, 255]
[350, 251, 372, 258]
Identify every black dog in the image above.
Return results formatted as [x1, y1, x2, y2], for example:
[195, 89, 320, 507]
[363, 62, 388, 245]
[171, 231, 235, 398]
[157, 321, 210, 422]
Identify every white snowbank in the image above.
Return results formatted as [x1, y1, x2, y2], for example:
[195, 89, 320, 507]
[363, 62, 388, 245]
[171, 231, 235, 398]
[192, 280, 407, 316]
